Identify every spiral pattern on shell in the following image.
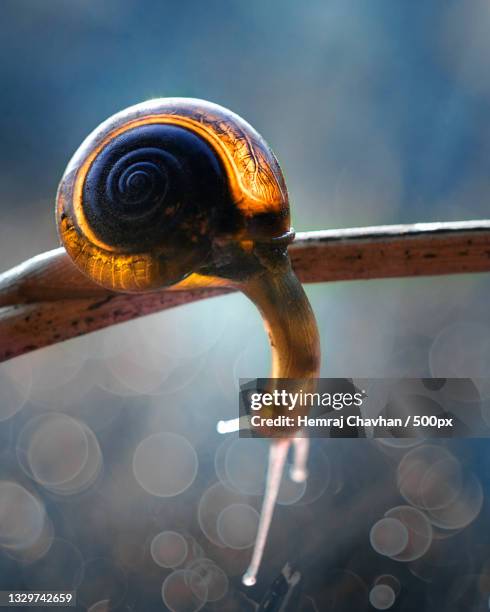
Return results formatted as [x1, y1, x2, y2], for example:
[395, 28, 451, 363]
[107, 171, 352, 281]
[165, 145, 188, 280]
[81, 123, 226, 252]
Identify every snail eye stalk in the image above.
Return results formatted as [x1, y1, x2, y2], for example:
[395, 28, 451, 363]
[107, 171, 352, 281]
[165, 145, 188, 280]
[56, 97, 321, 586]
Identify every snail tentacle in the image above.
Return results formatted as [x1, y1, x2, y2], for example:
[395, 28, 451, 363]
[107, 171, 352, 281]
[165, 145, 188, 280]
[238, 262, 320, 585]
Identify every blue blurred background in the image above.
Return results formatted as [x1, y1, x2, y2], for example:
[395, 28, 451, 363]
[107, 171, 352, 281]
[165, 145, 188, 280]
[1, 1, 490, 610]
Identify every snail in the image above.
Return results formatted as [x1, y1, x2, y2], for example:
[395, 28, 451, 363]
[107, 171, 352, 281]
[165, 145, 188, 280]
[55, 98, 321, 585]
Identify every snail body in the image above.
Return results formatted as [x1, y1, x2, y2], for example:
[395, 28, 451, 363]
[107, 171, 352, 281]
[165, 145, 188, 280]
[56, 98, 320, 586]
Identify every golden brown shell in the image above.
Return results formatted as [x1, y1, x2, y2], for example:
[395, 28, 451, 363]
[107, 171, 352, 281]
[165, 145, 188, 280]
[56, 98, 291, 292]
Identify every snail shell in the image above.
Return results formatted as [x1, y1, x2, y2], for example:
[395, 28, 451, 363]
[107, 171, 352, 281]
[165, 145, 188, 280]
[56, 98, 291, 292]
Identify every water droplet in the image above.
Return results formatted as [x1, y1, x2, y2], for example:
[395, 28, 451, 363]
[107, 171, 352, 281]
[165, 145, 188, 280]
[133, 432, 198, 498]
[217, 504, 259, 550]
[384, 506, 433, 562]
[370, 518, 409, 557]
[151, 531, 188, 569]
[369, 584, 396, 609]
[161, 569, 208, 612]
